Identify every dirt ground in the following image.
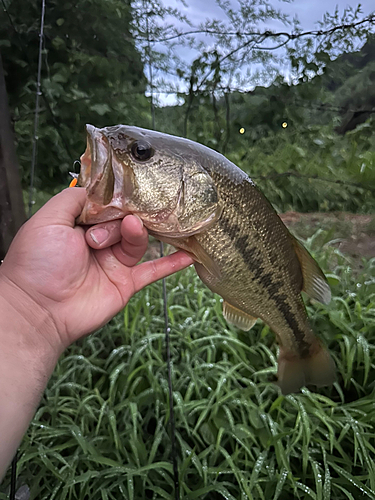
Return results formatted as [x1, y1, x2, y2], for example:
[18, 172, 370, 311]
[144, 212, 375, 262]
[280, 212, 375, 260]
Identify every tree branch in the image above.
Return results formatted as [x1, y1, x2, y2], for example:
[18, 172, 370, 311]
[134, 15, 375, 44]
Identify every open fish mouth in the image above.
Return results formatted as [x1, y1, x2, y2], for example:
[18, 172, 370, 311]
[76, 125, 132, 224]
[76, 124, 222, 234]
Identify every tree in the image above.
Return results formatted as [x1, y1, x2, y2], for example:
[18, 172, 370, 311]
[0, 0, 149, 190]
[0, 51, 25, 260]
[151, 2, 374, 149]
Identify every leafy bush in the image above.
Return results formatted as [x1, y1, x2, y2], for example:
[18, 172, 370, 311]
[228, 121, 375, 213]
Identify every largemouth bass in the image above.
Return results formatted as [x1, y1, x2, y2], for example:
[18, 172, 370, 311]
[77, 124, 336, 394]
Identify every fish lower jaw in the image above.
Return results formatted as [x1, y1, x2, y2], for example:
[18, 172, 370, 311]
[146, 225, 206, 239]
[76, 200, 129, 224]
[144, 209, 222, 239]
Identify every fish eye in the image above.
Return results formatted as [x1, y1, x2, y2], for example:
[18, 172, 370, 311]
[131, 140, 153, 161]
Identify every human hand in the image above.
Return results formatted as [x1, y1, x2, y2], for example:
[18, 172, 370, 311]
[0, 187, 194, 477]
[0, 188, 193, 355]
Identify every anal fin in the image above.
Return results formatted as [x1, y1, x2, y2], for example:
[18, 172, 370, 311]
[223, 301, 258, 331]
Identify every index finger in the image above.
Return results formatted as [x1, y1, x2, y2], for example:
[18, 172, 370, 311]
[131, 251, 194, 293]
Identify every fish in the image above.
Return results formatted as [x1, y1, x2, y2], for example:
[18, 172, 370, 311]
[76, 124, 336, 394]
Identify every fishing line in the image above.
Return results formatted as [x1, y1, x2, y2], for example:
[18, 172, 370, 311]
[28, 0, 46, 218]
[2, 0, 72, 201]
[144, 1, 155, 129]
[9, 453, 17, 500]
[1, 0, 72, 164]
[159, 243, 180, 500]
[143, 1, 179, 496]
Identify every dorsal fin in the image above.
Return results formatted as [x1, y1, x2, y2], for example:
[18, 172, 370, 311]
[292, 237, 331, 305]
[223, 301, 258, 331]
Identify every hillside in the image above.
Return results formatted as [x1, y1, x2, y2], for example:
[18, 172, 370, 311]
[156, 36, 375, 144]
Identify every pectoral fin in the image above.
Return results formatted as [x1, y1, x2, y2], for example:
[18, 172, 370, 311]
[223, 301, 258, 331]
[184, 236, 222, 279]
[157, 235, 222, 280]
[292, 237, 331, 305]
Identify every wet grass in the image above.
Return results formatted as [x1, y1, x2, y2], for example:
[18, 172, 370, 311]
[1, 233, 375, 499]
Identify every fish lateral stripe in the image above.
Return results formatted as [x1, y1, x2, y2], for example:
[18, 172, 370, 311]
[219, 213, 311, 356]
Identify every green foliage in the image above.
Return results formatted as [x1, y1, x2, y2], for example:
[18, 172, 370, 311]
[2, 0, 374, 211]
[156, 106, 375, 214]
[155, 33, 375, 215]
[229, 121, 375, 213]
[287, 6, 374, 85]
[1, 239, 375, 499]
[0, 0, 150, 190]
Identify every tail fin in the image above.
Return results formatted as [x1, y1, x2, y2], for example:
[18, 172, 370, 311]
[277, 344, 336, 395]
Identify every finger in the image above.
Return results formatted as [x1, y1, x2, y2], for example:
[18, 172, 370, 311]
[131, 251, 194, 293]
[111, 215, 149, 267]
[121, 215, 147, 245]
[86, 219, 122, 249]
[112, 238, 149, 267]
[31, 188, 87, 227]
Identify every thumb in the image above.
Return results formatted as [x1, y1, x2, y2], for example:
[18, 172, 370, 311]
[33, 188, 87, 227]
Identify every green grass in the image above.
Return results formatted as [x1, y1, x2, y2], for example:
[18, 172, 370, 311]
[1, 234, 375, 499]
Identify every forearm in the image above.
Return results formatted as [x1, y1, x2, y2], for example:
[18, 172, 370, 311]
[0, 280, 61, 480]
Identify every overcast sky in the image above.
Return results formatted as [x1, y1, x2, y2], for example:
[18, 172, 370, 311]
[174, 0, 374, 31]
[154, 0, 375, 104]
[271, 0, 374, 29]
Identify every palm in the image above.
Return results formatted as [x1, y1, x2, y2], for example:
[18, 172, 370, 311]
[30, 223, 130, 343]
[1, 189, 193, 349]
[51, 226, 137, 343]
[4, 206, 140, 346]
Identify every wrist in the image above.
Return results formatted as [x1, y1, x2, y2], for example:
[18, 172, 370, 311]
[0, 273, 64, 371]
[0, 273, 63, 479]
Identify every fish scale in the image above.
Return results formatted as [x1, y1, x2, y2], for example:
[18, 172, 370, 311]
[77, 124, 336, 394]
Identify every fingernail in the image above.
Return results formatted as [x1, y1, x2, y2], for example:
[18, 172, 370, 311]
[90, 228, 109, 245]
[132, 214, 144, 227]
